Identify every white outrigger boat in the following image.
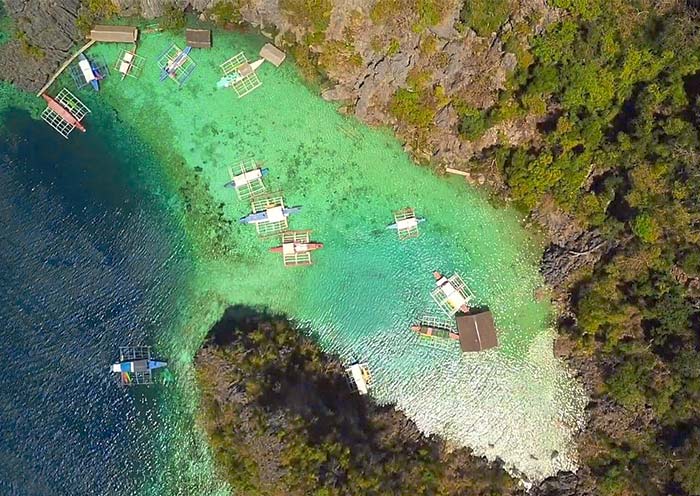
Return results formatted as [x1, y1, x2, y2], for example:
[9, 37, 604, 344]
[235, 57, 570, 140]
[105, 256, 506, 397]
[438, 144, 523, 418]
[345, 362, 372, 395]
[225, 166, 269, 189]
[431, 271, 474, 316]
[388, 207, 424, 240]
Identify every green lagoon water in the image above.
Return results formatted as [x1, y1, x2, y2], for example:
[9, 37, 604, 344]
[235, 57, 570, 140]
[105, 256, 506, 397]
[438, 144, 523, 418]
[44, 28, 586, 485]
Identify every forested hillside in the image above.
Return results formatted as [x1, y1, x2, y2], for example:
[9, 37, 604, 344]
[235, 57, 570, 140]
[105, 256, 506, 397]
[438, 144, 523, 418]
[3, 0, 700, 493]
[461, 3, 700, 495]
[196, 309, 520, 496]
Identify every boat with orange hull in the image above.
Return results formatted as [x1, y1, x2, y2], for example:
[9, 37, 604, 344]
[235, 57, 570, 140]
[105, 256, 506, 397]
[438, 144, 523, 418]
[42, 94, 86, 133]
[269, 242, 323, 254]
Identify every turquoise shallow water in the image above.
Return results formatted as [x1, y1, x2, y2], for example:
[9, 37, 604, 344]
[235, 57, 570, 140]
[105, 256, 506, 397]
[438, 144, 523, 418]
[29, 27, 588, 483]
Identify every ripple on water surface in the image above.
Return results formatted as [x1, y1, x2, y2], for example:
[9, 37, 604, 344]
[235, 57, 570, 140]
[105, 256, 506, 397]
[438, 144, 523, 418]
[0, 110, 225, 495]
[85, 30, 585, 481]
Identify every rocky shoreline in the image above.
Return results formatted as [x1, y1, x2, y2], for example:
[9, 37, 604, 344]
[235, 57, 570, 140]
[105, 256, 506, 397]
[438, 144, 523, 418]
[196, 307, 525, 495]
[0, 0, 604, 290]
[0, 2, 603, 493]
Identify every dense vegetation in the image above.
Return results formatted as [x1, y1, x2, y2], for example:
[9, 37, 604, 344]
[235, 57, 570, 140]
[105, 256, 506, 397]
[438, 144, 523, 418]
[75, 0, 118, 35]
[65, 0, 700, 493]
[196, 309, 520, 496]
[457, 1, 700, 495]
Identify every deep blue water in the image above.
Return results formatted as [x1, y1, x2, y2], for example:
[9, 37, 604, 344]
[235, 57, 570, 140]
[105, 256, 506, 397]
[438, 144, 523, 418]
[0, 109, 193, 495]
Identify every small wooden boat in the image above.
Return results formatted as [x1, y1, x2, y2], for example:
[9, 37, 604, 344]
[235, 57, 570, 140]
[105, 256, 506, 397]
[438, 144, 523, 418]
[411, 322, 459, 340]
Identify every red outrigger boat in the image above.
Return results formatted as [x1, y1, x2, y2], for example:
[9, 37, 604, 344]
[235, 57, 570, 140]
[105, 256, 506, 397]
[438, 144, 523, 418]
[270, 230, 323, 267]
[42, 94, 86, 133]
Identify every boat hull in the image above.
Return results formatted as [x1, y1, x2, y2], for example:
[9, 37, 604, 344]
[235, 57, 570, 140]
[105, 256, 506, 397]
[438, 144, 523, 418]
[42, 94, 86, 133]
[269, 242, 323, 253]
[411, 324, 459, 340]
[161, 45, 192, 81]
[433, 271, 469, 313]
[387, 217, 425, 230]
[224, 168, 269, 189]
[240, 206, 302, 224]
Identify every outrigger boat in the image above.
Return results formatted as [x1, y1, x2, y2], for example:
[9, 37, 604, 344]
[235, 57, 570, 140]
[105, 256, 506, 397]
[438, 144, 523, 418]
[387, 217, 425, 230]
[225, 166, 269, 189]
[345, 362, 372, 395]
[160, 45, 192, 81]
[77, 53, 103, 91]
[240, 205, 301, 225]
[110, 346, 167, 386]
[270, 230, 321, 266]
[411, 322, 459, 341]
[217, 58, 264, 89]
[41, 93, 87, 133]
[389, 207, 423, 240]
[432, 271, 472, 315]
[269, 241, 323, 254]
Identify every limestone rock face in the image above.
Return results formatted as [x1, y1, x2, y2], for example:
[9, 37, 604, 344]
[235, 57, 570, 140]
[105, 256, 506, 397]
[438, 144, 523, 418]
[0, 0, 578, 293]
[0, 0, 554, 176]
[0, 0, 81, 92]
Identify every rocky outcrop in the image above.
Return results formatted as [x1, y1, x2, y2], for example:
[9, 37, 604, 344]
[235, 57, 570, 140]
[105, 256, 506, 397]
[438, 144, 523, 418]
[531, 471, 595, 496]
[540, 230, 608, 289]
[0, 0, 552, 166]
[196, 307, 523, 495]
[531, 203, 613, 290]
[0, 0, 81, 92]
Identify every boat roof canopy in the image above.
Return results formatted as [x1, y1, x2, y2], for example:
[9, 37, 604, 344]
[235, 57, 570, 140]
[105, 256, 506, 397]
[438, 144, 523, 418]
[89, 25, 138, 43]
[186, 28, 212, 48]
[456, 311, 498, 352]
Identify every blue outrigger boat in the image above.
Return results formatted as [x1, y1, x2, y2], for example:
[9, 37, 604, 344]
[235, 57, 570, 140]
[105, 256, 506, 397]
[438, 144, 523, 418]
[160, 45, 192, 82]
[77, 53, 103, 91]
[240, 206, 301, 224]
[111, 346, 167, 386]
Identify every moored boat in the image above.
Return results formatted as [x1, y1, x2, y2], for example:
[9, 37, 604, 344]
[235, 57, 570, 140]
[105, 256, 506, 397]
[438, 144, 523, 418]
[225, 167, 269, 189]
[240, 205, 301, 224]
[411, 322, 459, 340]
[41, 94, 86, 132]
[78, 53, 102, 91]
[160, 45, 192, 81]
[110, 346, 167, 386]
[433, 271, 471, 314]
[216, 58, 265, 89]
[269, 242, 323, 254]
[387, 217, 425, 230]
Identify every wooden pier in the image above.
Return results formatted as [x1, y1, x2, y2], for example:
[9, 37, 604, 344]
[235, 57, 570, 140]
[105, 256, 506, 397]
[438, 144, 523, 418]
[445, 167, 470, 177]
[36, 39, 96, 96]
